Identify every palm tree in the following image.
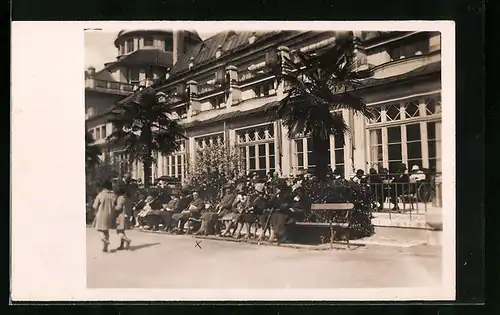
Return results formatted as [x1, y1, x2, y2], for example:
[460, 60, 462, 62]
[85, 130, 101, 171]
[107, 88, 187, 188]
[276, 32, 375, 181]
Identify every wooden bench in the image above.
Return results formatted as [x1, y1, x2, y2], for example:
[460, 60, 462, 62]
[296, 203, 355, 249]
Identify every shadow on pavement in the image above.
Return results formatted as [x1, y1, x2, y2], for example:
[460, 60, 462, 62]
[128, 242, 161, 252]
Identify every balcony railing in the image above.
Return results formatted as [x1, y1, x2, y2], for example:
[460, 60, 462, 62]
[85, 78, 136, 94]
[358, 173, 443, 219]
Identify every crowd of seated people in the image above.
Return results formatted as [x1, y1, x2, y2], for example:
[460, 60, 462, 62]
[108, 163, 434, 243]
[129, 174, 312, 244]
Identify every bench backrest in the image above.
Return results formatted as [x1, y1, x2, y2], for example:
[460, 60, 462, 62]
[310, 203, 354, 211]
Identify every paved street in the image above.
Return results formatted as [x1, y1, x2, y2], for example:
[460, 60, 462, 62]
[86, 228, 442, 289]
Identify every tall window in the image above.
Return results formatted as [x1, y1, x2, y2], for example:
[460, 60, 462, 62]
[101, 125, 107, 140]
[164, 35, 173, 51]
[144, 37, 154, 47]
[95, 127, 101, 140]
[128, 69, 140, 84]
[387, 126, 402, 173]
[333, 134, 345, 171]
[369, 129, 383, 170]
[162, 140, 186, 181]
[367, 94, 442, 173]
[427, 121, 442, 172]
[406, 123, 423, 169]
[294, 135, 340, 172]
[126, 39, 135, 53]
[237, 124, 275, 177]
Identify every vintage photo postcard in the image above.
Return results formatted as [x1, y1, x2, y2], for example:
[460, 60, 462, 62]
[11, 20, 455, 301]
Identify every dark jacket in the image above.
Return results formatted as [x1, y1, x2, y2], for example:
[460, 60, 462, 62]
[218, 193, 236, 210]
[291, 191, 311, 212]
[164, 198, 181, 213]
[178, 195, 192, 211]
[268, 190, 294, 212]
[248, 194, 268, 214]
[367, 174, 383, 184]
[186, 198, 205, 217]
[392, 173, 410, 184]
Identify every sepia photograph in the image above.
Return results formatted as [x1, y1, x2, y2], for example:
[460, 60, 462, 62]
[84, 25, 450, 293]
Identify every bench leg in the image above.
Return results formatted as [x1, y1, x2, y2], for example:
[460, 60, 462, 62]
[346, 229, 350, 249]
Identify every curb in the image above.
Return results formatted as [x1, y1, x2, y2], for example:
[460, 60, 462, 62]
[135, 228, 424, 249]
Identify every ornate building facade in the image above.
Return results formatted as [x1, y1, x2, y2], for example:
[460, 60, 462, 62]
[85, 29, 202, 174]
[86, 30, 442, 184]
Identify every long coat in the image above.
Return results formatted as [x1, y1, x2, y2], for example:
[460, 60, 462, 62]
[93, 189, 117, 231]
[115, 195, 133, 230]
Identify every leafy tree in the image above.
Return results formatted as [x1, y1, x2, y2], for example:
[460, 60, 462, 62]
[186, 143, 243, 203]
[107, 88, 186, 188]
[276, 32, 374, 181]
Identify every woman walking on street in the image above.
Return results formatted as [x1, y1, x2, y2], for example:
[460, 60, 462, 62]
[92, 179, 117, 252]
[114, 183, 132, 250]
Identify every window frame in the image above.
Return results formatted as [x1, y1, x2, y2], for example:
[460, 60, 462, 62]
[366, 93, 442, 173]
[126, 39, 135, 53]
[235, 123, 276, 176]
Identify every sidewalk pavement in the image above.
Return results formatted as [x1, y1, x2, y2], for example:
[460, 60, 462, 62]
[137, 224, 430, 249]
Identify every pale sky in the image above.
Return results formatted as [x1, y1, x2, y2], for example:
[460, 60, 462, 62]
[84, 31, 218, 71]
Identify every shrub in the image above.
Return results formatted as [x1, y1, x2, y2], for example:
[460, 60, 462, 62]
[301, 179, 375, 239]
[186, 144, 243, 203]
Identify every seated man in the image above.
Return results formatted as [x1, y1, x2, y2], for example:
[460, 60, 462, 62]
[171, 190, 204, 234]
[196, 184, 236, 236]
[144, 190, 182, 232]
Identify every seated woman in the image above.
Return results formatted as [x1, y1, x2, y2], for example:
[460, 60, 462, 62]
[135, 195, 156, 228]
[221, 188, 249, 237]
[142, 192, 172, 230]
[171, 190, 204, 234]
[240, 182, 268, 239]
[195, 184, 236, 236]
[268, 179, 295, 243]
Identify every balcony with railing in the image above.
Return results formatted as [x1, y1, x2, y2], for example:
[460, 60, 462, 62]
[85, 78, 136, 95]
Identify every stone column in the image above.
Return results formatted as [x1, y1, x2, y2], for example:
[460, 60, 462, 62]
[352, 31, 369, 72]
[225, 65, 241, 106]
[172, 31, 185, 64]
[276, 46, 291, 98]
[187, 80, 200, 121]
